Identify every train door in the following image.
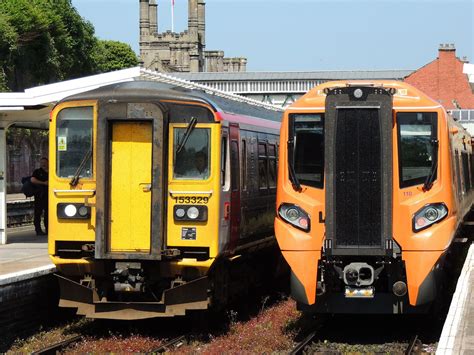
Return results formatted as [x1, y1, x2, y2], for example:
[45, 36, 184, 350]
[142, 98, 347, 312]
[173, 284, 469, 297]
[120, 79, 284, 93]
[219, 128, 231, 252]
[229, 123, 241, 249]
[109, 121, 153, 252]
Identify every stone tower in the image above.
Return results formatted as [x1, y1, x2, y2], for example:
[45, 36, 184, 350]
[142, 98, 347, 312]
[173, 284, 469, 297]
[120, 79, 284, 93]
[139, 0, 247, 73]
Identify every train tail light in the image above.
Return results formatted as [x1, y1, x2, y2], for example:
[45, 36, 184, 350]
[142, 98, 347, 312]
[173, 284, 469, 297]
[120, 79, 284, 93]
[413, 203, 448, 232]
[278, 203, 311, 232]
[224, 202, 230, 220]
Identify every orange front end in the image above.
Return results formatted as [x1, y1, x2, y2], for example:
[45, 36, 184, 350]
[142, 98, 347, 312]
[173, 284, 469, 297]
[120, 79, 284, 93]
[275, 81, 472, 314]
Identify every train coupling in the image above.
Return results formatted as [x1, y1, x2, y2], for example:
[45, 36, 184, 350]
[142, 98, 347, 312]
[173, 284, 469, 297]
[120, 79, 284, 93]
[111, 262, 144, 292]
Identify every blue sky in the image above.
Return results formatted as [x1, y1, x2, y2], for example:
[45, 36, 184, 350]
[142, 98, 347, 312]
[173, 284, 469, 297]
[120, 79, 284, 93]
[71, 0, 473, 72]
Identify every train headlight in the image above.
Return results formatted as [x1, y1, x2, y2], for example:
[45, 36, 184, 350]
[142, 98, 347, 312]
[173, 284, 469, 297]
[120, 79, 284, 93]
[64, 204, 77, 217]
[187, 207, 200, 219]
[174, 205, 208, 222]
[413, 203, 448, 232]
[78, 206, 89, 217]
[353, 88, 363, 99]
[57, 203, 91, 219]
[278, 203, 311, 232]
[175, 208, 186, 218]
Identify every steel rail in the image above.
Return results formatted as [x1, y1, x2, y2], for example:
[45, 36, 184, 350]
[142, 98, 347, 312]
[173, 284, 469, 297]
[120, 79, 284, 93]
[151, 334, 188, 353]
[32, 335, 83, 355]
[289, 330, 318, 355]
[405, 334, 421, 355]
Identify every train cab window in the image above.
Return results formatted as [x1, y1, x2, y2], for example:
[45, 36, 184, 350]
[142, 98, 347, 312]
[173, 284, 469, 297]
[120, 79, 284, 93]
[290, 114, 324, 189]
[397, 112, 437, 188]
[173, 128, 210, 180]
[56, 106, 93, 178]
[258, 143, 268, 189]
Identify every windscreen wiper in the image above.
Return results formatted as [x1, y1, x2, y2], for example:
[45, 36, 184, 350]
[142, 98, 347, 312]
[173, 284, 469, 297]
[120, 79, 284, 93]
[287, 139, 302, 192]
[70, 149, 92, 187]
[423, 139, 439, 191]
[176, 117, 197, 155]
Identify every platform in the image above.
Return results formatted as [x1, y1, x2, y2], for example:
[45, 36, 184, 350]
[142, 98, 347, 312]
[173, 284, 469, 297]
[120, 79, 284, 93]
[0, 226, 55, 286]
[437, 242, 474, 354]
[6, 193, 34, 203]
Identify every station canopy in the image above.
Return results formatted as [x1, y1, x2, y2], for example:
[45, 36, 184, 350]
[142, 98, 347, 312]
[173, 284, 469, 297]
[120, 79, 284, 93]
[0, 67, 281, 245]
[0, 66, 281, 129]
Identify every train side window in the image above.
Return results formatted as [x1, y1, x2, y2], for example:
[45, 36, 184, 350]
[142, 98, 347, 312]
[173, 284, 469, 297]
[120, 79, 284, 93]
[258, 143, 268, 189]
[455, 152, 462, 198]
[241, 139, 247, 191]
[268, 144, 277, 188]
[397, 112, 437, 188]
[221, 136, 227, 187]
[290, 114, 324, 189]
[231, 140, 239, 191]
[462, 152, 470, 192]
[470, 154, 474, 190]
[56, 106, 93, 178]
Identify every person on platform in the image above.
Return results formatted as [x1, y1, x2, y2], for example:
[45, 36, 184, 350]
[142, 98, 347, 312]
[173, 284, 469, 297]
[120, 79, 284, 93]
[31, 157, 48, 236]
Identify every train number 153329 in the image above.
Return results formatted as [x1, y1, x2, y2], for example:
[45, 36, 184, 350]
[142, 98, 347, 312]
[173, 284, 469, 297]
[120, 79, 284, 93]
[173, 196, 209, 204]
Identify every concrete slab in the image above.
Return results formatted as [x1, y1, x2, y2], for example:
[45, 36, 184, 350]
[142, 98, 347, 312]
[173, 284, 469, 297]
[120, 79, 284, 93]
[437, 243, 474, 354]
[6, 193, 33, 203]
[0, 226, 54, 282]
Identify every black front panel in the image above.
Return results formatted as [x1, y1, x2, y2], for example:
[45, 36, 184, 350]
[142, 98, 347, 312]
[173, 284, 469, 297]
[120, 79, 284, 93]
[324, 86, 393, 256]
[335, 109, 381, 247]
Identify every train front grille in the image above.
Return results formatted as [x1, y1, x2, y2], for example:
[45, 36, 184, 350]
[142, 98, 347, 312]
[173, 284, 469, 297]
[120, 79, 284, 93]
[334, 108, 382, 247]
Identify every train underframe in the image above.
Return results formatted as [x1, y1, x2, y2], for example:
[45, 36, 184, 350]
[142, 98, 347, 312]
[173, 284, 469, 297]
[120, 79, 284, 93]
[296, 235, 472, 315]
[55, 244, 284, 320]
[297, 252, 446, 315]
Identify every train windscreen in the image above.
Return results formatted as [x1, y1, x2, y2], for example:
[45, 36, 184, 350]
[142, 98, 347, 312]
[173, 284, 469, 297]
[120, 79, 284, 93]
[290, 114, 325, 189]
[56, 106, 93, 178]
[173, 128, 211, 180]
[397, 112, 438, 188]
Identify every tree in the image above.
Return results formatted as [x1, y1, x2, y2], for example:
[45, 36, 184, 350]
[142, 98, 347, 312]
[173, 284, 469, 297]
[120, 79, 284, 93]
[0, 0, 137, 92]
[0, 11, 17, 92]
[93, 40, 138, 73]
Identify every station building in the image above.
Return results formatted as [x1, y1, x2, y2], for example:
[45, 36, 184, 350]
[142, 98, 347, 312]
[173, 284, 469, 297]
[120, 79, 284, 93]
[404, 44, 474, 132]
[139, 0, 247, 73]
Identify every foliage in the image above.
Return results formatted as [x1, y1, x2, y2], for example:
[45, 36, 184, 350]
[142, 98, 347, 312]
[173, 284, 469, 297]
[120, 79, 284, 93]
[92, 40, 138, 73]
[0, 0, 137, 92]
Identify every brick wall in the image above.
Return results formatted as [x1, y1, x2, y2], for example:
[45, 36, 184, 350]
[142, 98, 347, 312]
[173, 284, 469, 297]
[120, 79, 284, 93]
[0, 275, 71, 352]
[404, 46, 474, 109]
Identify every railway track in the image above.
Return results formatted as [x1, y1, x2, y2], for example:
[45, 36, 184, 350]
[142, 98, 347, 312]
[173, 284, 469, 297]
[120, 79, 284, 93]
[289, 330, 318, 355]
[151, 334, 188, 353]
[32, 335, 83, 355]
[405, 335, 422, 355]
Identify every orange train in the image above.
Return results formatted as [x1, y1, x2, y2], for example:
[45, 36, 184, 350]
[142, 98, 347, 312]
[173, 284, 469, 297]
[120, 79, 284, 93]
[275, 81, 474, 313]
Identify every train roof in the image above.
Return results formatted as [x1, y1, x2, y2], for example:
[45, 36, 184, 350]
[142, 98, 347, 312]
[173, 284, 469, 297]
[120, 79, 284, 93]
[288, 80, 442, 111]
[60, 80, 283, 122]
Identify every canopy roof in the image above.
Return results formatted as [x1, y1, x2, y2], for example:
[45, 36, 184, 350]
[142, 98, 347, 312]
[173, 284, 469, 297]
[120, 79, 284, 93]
[0, 67, 282, 129]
